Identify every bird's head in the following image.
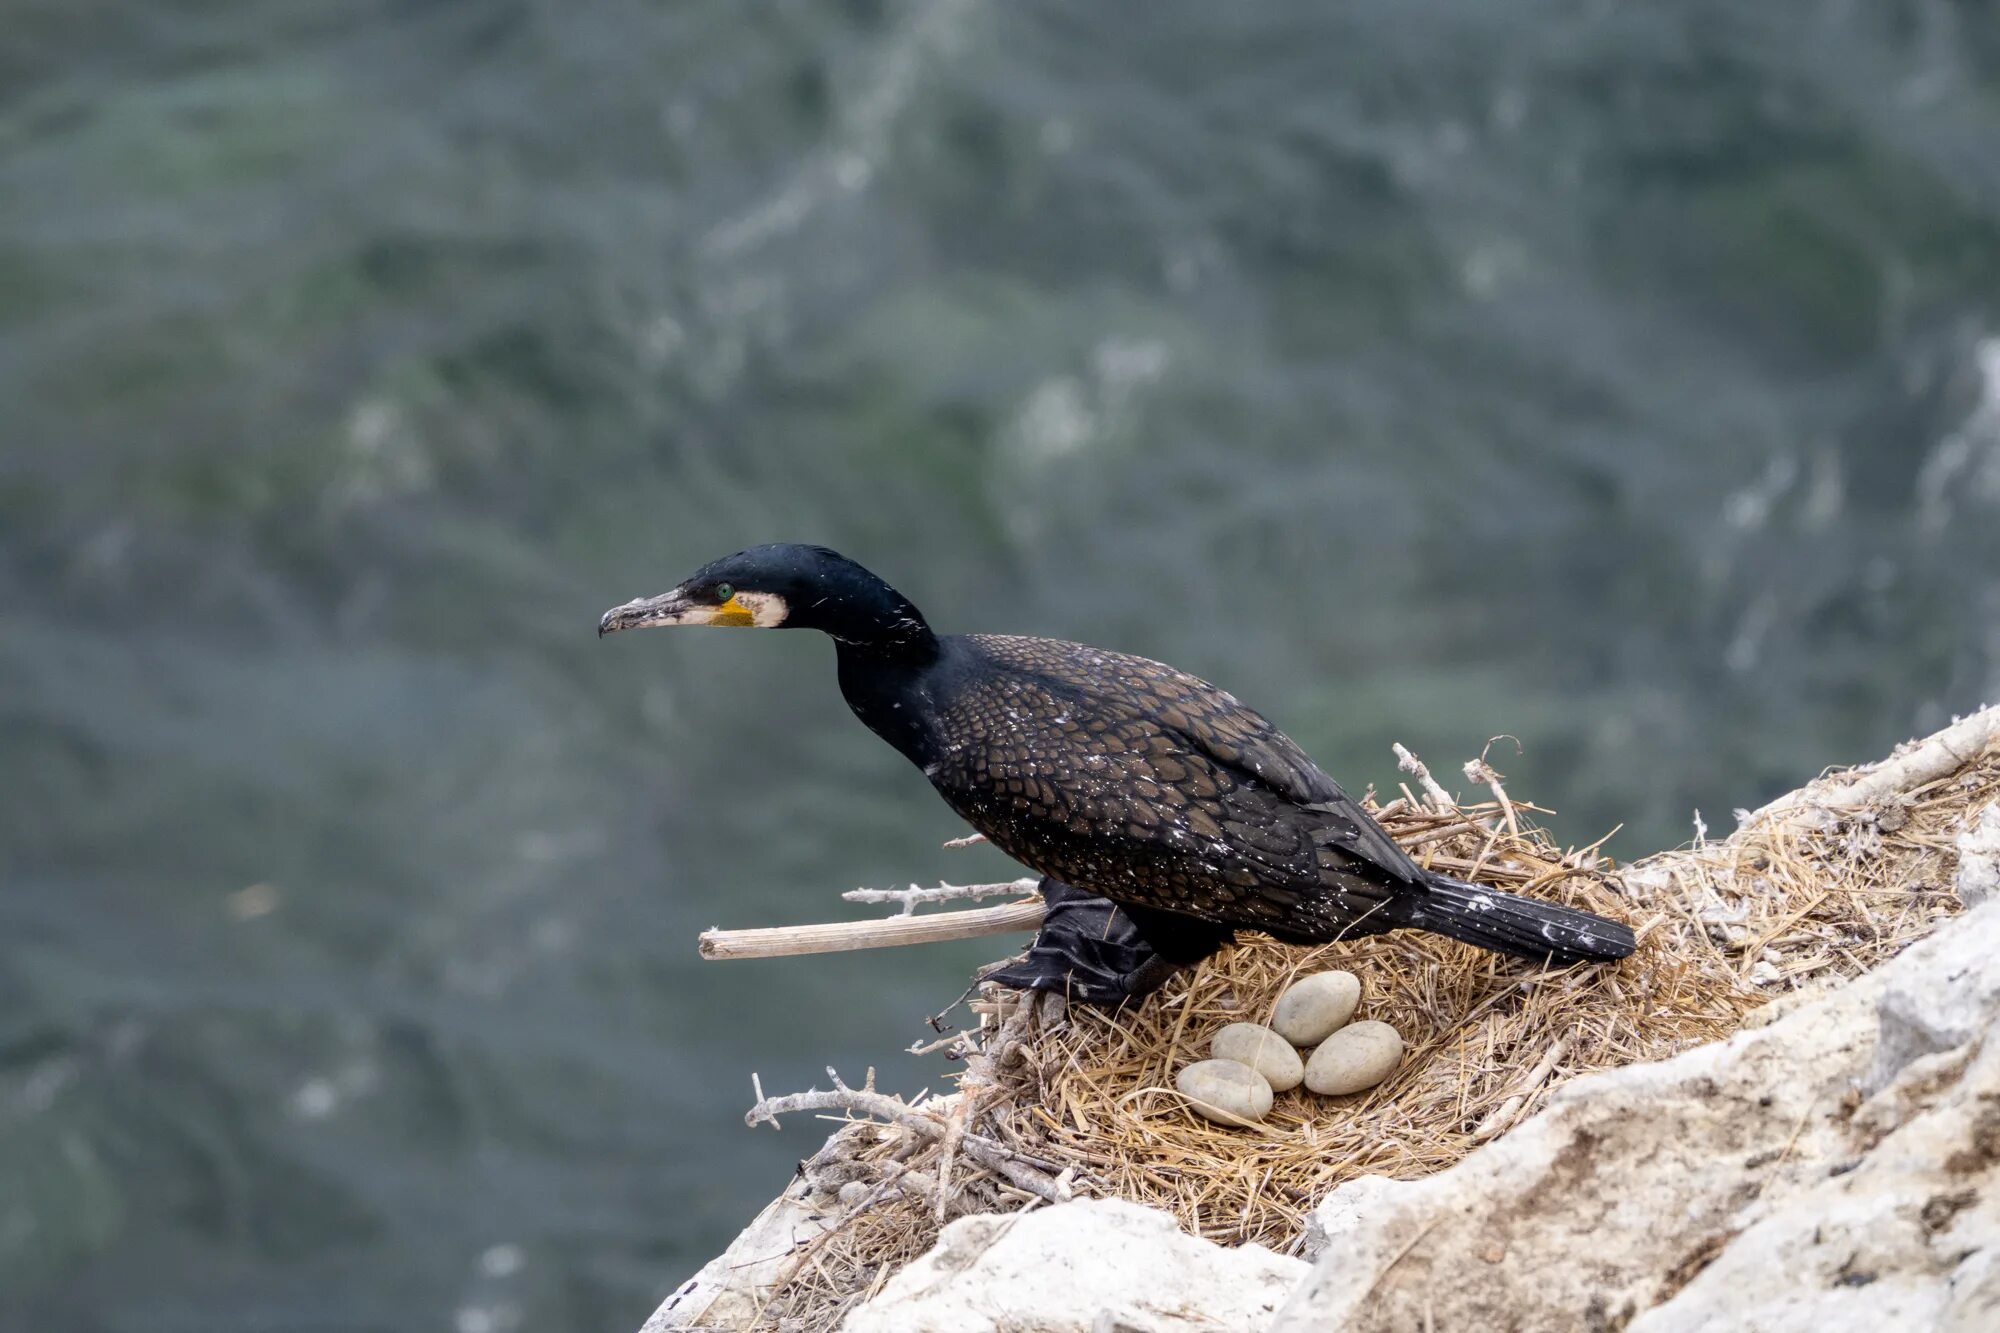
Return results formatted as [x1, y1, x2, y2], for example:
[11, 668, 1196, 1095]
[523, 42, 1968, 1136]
[598, 544, 934, 653]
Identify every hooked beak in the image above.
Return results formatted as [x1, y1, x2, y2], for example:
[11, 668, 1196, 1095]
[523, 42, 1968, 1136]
[599, 589, 697, 636]
[598, 587, 762, 636]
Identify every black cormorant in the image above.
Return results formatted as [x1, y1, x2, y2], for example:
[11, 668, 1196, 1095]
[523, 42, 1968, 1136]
[600, 544, 1636, 1002]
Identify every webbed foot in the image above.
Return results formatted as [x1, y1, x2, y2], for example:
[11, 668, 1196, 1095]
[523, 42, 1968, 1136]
[982, 879, 1233, 1005]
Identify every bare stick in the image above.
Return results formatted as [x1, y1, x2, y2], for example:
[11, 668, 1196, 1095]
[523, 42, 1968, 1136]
[700, 897, 1045, 960]
[746, 1066, 941, 1136]
[842, 876, 1040, 915]
[906, 1030, 970, 1058]
[959, 1136, 1067, 1203]
[942, 831, 989, 849]
[1393, 742, 1458, 810]
[934, 1096, 969, 1223]
[744, 1069, 1069, 1201]
[1741, 703, 1999, 828]
[1464, 753, 1520, 839]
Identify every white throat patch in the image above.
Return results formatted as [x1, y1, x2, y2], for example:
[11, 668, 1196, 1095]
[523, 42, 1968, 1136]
[735, 590, 789, 627]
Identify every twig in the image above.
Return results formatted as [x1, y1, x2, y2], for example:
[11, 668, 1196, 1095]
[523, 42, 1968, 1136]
[934, 1096, 969, 1223]
[700, 897, 1045, 960]
[958, 1136, 1069, 1202]
[1470, 1038, 1567, 1141]
[1465, 740, 1520, 839]
[949, 997, 1074, 1204]
[884, 1161, 939, 1208]
[743, 1068, 1072, 1201]
[942, 832, 989, 849]
[744, 1067, 936, 1135]
[842, 876, 1040, 915]
[746, 1068, 916, 1132]
[906, 1030, 970, 1058]
[1393, 743, 1457, 810]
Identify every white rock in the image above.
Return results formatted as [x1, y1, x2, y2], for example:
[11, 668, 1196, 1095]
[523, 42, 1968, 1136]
[1211, 1022, 1306, 1092]
[1175, 1058, 1274, 1126]
[1956, 802, 2000, 907]
[1271, 971, 1361, 1046]
[1870, 891, 2000, 1092]
[1302, 1021, 1403, 1095]
[639, 1178, 834, 1330]
[844, 1198, 1306, 1333]
[1274, 899, 2000, 1333]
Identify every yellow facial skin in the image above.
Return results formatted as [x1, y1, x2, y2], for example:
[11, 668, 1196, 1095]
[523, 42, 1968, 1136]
[707, 594, 755, 627]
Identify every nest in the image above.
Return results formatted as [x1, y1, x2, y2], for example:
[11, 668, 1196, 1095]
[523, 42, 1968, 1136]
[733, 728, 1998, 1333]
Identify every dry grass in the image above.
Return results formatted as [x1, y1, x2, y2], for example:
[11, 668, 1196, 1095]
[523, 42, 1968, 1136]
[739, 733, 1999, 1332]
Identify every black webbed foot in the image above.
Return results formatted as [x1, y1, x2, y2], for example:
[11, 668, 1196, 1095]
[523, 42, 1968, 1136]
[983, 879, 1233, 1005]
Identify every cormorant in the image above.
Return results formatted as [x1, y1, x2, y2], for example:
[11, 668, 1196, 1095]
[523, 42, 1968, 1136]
[600, 544, 1635, 1002]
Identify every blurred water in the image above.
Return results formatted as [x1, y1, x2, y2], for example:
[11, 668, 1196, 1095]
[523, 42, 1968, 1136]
[4, 1, 2000, 1328]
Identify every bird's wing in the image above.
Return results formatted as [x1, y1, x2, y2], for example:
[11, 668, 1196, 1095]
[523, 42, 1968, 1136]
[966, 635, 1424, 884]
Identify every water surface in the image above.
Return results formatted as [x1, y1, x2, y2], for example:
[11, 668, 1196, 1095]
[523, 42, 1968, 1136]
[4, 2, 2000, 1329]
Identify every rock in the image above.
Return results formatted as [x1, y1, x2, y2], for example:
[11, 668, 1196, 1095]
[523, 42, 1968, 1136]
[639, 1178, 835, 1330]
[1957, 802, 2000, 907]
[1272, 899, 2000, 1333]
[1271, 971, 1361, 1046]
[1302, 1020, 1403, 1095]
[843, 1198, 1306, 1333]
[1174, 1058, 1274, 1126]
[1211, 1022, 1306, 1092]
[1870, 892, 2000, 1092]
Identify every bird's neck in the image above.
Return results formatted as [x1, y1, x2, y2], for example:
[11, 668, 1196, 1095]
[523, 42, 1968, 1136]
[835, 634, 944, 769]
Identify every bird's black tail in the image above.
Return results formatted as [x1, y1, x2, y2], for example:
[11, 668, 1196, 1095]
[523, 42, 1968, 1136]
[1402, 873, 1635, 965]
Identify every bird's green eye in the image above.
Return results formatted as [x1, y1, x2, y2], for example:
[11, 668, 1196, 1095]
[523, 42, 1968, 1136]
[714, 583, 734, 602]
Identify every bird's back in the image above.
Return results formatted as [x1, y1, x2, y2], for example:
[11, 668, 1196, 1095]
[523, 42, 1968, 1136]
[914, 633, 1418, 936]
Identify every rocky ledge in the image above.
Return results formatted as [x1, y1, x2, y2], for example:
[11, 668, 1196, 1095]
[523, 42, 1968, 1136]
[819, 899, 2000, 1332]
[648, 707, 2000, 1331]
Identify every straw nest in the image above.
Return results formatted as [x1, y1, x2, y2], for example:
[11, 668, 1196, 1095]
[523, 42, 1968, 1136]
[739, 724, 1999, 1332]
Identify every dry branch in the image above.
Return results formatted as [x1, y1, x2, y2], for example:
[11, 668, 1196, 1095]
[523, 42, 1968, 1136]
[745, 1066, 1071, 1204]
[745, 1067, 934, 1135]
[1394, 742, 1457, 809]
[841, 877, 1040, 915]
[699, 896, 1044, 960]
[1464, 752, 1520, 839]
[1741, 704, 1999, 827]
